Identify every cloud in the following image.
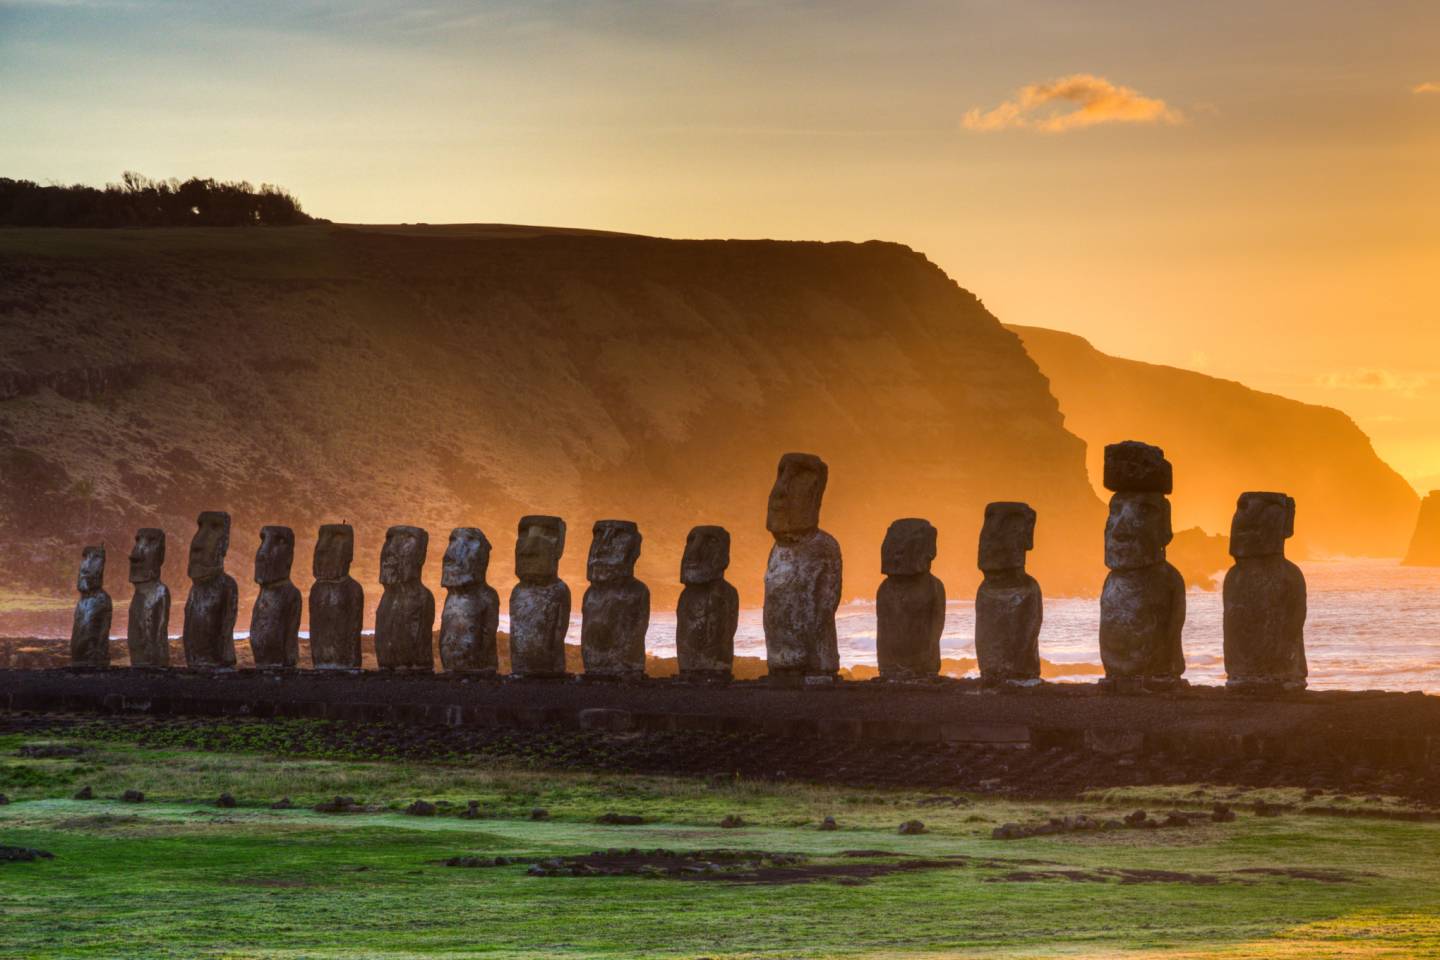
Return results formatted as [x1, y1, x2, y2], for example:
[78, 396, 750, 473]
[1415, 82, 1440, 94]
[1319, 369, 1433, 397]
[963, 74, 1183, 133]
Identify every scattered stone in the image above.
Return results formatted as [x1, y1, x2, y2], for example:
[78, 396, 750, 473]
[309, 524, 364, 670]
[0, 794, 9, 805]
[676, 525, 739, 681]
[250, 525, 302, 669]
[126, 528, 171, 668]
[1211, 803, 1236, 823]
[1124, 809, 1149, 825]
[439, 527, 500, 675]
[73, 786, 94, 800]
[597, 812, 646, 825]
[719, 815, 746, 829]
[529, 807, 550, 821]
[876, 518, 945, 679]
[375, 525, 436, 672]
[458, 800, 484, 820]
[509, 516, 571, 678]
[121, 789, 145, 803]
[818, 816, 838, 831]
[216, 793, 237, 808]
[313, 796, 361, 814]
[444, 855, 519, 868]
[405, 800, 437, 817]
[1224, 493, 1307, 693]
[69, 545, 112, 668]
[1, 845, 54, 863]
[181, 511, 239, 670]
[897, 819, 927, 835]
[269, 798, 294, 810]
[763, 453, 842, 681]
[1254, 800, 1282, 817]
[975, 503, 1043, 685]
[581, 521, 650, 680]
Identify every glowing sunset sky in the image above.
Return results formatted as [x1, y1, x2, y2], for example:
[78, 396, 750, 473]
[2, 1, 1437, 488]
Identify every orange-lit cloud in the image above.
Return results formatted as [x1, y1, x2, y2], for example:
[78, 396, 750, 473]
[1415, 82, 1440, 94]
[1319, 369, 1433, 397]
[964, 74, 1182, 133]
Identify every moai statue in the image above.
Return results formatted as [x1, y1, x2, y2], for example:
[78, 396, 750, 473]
[126, 528, 171, 668]
[875, 519, 945, 680]
[250, 525, 302, 669]
[975, 502, 1043, 686]
[439, 527, 500, 675]
[763, 453, 842, 682]
[675, 525, 739, 682]
[374, 525, 435, 672]
[1224, 492, 1307, 692]
[182, 511, 238, 670]
[508, 515, 571, 678]
[309, 524, 364, 670]
[1098, 442, 1186, 691]
[69, 545, 112, 668]
[581, 520, 650, 680]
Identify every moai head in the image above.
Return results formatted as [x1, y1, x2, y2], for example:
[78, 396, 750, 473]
[1103, 441, 1173, 495]
[978, 502, 1036, 574]
[379, 525, 428, 586]
[515, 515, 566, 582]
[313, 524, 354, 581]
[1104, 493, 1173, 571]
[681, 525, 731, 585]
[76, 545, 105, 594]
[187, 511, 231, 581]
[254, 525, 295, 585]
[128, 528, 165, 584]
[442, 527, 492, 588]
[1230, 492, 1295, 559]
[766, 452, 828, 540]
[588, 520, 641, 583]
[881, 518, 937, 577]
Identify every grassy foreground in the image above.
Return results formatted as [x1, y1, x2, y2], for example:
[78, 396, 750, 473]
[3, 726, 1440, 959]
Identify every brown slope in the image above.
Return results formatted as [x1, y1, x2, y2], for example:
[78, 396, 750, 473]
[1010, 324, 1419, 557]
[0, 225, 1103, 633]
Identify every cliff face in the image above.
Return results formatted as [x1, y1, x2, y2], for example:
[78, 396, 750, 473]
[1010, 325, 1419, 558]
[1404, 492, 1440, 567]
[0, 225, 1103, 631]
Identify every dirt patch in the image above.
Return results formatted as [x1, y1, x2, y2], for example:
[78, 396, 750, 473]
[987, 865, 1365, 886]
[515, 848, 980, 886]
[1233, 867, 1364, 883]
[1, 845, 54, 863]
[53, 814, 145, 831]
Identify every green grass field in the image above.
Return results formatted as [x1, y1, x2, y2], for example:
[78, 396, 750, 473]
[3, 726, 1440, 959]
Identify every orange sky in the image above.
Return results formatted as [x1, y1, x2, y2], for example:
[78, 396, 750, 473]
[2, 1, 1437, 488]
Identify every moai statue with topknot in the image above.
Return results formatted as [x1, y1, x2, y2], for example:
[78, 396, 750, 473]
[975, 502, 1043, 686]
[1224, 492, 1307, 693]
[509, 515, 571, 678]
[182, 511, 238, 670]
[1099, 442, 1186, 691]
[250, 525, 302, 669]
[581, 520, 650, 680]
[876, 519, 945, 680]
[763, 453, 842, 682]
[374, 525, 435, 671]
[676, 525, 739, 682]
[69, 545, 112, 668]
[439, 527, 500, 675]
[126, 528, 171, 668]
[309, 524, 363, 670]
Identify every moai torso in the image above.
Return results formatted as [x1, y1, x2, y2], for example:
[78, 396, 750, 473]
[309, 524, 363, 670]
[250, 525, 302, 669]
[1223, 492, 1307, 691]
[975, 502, 1042, 685]
[876, 518, 945, 680]
[126, 528, 170, 668]
[182, 511, 238, 670]
[374, 525, 435, 671]
[70, 545, 112, 668]
[1097, 443, 1186, 689]
[508, 515, 571, 678]
[762, 453, 842, 679]
[439, 527, 500, 675]
[581, 520, 650, 679]
[675, 525, 739, 680]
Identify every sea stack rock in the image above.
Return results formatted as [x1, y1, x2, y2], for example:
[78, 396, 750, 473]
[1098, 442, 1186, 691]
[975, 502, 1042, 686]
[763, 453, 842, 682]
[1404, 491, 1440, 567]
[508, 515, 571, 678]
[439, 527, 500, 675]
[182, 511, 238, 670]
[1224, 492, 1307, 692]
[249, 525, 302, 669]
[126, 528, 171, 668]
[374, 525, 435, 672]
[675, 525, 739, 682]
[875, 518, 944, 680]
[69, 545, 112, 668]
[309, 524, 363, 670]
[581, 520, 650, 680]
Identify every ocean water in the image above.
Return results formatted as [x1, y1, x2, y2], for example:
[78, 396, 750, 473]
[504, 559, 1440, 692]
